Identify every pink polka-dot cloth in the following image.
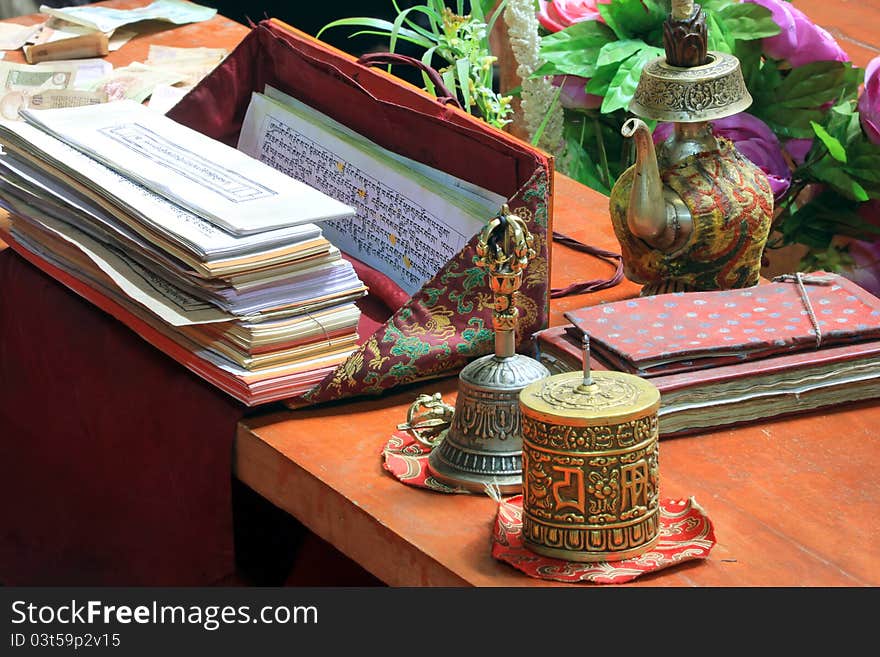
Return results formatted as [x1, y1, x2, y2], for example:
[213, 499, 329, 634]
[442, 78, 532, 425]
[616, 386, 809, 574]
[565, 272, 880, 376]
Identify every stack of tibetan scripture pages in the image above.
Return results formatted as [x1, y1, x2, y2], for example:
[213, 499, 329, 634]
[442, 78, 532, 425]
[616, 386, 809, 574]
[0, 99, 369, 405]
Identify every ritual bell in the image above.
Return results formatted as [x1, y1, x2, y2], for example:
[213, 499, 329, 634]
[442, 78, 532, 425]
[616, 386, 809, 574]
[519, 335, 661, 562]
[428, 206, 550, 494]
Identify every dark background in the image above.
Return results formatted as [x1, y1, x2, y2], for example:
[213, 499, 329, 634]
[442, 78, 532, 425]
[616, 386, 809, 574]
[205, 1, 431, 85]
[206, 2, 423, 55]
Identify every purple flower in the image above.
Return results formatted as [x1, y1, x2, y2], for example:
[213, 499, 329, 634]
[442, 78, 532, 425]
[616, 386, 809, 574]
[744, 0, 849, 67]
[859, 56, 880, 145]
[841, 239, 880, 297]
[653, 112, 792, 199]
[552, 75, 602, 111]
[784, 138, 813, 166]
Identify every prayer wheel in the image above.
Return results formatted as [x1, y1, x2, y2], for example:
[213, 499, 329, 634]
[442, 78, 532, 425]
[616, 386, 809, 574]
[518, 365, 661, 562]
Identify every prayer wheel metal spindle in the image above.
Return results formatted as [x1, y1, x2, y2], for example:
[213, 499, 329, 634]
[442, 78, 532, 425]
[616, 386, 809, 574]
[518, 335, 662, 561]
[428, 206, 550, 494]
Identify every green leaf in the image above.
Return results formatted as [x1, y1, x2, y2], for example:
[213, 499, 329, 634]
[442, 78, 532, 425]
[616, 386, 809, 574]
[700, 0, 739, 11]
[532, 81, 564, 147]
[846, 144, 880, 184]
[811, 121, 847, 163]
[751, 62, 857, 138]
[476, 0, 498, 18]
[485, 0, 507, 37]
[705, 11, 735, 54]
[812, 160, 871, 201]
[842, 141, 880, 200]
[390, 7, 436, 56]
[826, 99, 862, 144]
[600, 46, 662, 114]
[455, 57, 472, 109]
[850, 181, 870, 202]
[776, 61, 854, 109]
[778, 190, 875, 247]
[540, 20, 616, 54]
[734, 39, 764, 89]
[345, 29, 436, 50]
[585, 63, 620, 96]
[597, 3, 625, 40]
[599, 0, 666, 40]
[441, 68, 457, 102]
[317, 18, 434, 49]
[760, 106, 830, 139]
[420, 46, 439, 96]
[538, 21, 616, 77]
[597, 39, 648, 68]
[558, 118, 611, 194]
[717, 4, 781, 40]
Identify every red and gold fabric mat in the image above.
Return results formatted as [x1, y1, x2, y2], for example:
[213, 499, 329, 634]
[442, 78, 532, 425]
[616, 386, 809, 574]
[382, 431, 716, 584]
[382, 431, 715, 584]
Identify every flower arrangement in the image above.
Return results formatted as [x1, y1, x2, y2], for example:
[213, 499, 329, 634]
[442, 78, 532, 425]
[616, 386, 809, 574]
[322, 0, 880, 293]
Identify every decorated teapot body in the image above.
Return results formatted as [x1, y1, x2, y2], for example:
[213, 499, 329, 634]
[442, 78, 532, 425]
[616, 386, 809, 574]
[607, 1, 774, 296]
[609, 118, 773, 296]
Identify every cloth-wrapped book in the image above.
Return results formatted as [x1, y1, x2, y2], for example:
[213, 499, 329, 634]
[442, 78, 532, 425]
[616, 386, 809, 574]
[563, 272, 880, 376]
[538, 272, 880, 436]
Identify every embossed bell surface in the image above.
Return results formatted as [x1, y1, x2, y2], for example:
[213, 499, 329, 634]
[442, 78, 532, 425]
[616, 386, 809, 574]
[518, 369, 661, 562]
[428, 207, 550, 494]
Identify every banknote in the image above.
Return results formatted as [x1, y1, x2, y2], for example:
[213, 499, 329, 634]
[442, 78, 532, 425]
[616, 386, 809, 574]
[0, 61, 77, 120]
[90, 62, 186, 103]
[145, 45, 227, 87]
[27, 18, 135, 53]
[0, 21, 44, 51]
[145, 45, 227, 64]
[38, 0, 217, 34]
[28, 89, 108, 109]
[1, 65, 75, 92]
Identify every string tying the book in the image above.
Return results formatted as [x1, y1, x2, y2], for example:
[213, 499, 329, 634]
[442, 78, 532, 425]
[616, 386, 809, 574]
[562, 271, 880, 377]
[773, 272, 837, 349]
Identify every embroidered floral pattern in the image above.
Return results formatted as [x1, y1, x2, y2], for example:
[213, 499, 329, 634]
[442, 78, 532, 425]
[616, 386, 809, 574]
[291, 168, 551, 408]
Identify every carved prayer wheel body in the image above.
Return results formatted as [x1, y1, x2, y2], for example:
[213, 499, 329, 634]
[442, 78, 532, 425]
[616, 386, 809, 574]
[519, 370, 661, 562]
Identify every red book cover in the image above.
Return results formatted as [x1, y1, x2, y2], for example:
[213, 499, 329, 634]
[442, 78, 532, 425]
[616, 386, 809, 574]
[534, 323, 880, 436]
[563, 273, 880, 376]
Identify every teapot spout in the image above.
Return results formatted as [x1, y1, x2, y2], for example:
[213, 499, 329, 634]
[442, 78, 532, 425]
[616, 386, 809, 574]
[622, 118, 668, 245]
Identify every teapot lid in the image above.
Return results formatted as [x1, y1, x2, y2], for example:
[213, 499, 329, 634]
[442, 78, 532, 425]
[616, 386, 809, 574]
[629, 51, 753, 123]
[629, 1, 752, 123]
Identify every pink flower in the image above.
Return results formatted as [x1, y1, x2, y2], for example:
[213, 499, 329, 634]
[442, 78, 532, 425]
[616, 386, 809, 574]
[537, 0, 607, 32]
[653, 112, 792, 199]
[744, 0, 849, 67]
[859, 56, 880, 145]
[552, 75, 602, 110]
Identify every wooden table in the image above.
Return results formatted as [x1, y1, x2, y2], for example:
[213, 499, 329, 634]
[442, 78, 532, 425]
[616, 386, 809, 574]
[234, 173, 880, 587]
[2, 0, 878, 587]
[230, 0, 880, 587]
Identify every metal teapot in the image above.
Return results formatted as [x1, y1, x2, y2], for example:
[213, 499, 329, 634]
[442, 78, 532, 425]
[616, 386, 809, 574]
[609, 0, 774, 296]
